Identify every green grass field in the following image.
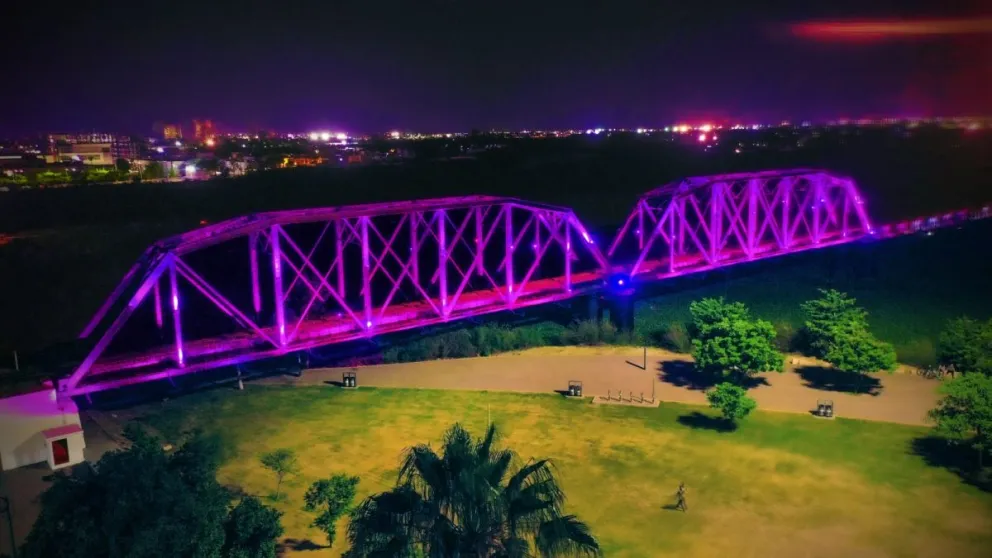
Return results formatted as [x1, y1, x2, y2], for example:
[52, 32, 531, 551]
[137, 386, 992, 558]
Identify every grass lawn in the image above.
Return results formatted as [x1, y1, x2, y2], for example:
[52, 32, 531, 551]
[138, 386, 992, 558]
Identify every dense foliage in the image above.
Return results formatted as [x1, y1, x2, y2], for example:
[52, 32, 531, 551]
[383, 320, 629, 363]
[21, 426, 283, 558]
[706, 382, 758, 424]
[801, 289, 897, 383]
[347, 423, 600, 557]
[800, 289, 869, 359]
[689, 297, 784, 382]
[928, 373, 992, 468]
[823, 330, 898, 385]
[937, 317, 992, 376]
[303, 474, 359, 547]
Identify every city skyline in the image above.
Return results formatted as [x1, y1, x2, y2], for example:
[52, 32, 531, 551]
[2, 1, 991, 136]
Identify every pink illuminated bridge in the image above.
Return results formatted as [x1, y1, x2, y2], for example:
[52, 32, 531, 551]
[60, 169, 984, 396]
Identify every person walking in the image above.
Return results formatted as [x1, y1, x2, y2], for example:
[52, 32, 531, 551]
[675, 482, 688, 512]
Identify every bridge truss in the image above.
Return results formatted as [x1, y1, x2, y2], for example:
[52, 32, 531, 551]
[61, 169, 885, 397]
[62, 196, 607, 396]
[608, 169, 873, 280]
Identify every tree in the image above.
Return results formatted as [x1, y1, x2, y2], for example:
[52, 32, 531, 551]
[142, 161, 165, 179]
[21, 426, 283, 558]
[224, 496, 284, 558]
[690, 297, 784, 383]
[260, 449, 299, 500]
[823, 328, 897, 392]
[928, 373, 992, 468]
[303, 474, 359, 547]
[347, 423, 600, 557]
[115, 158, 131, 173]
[937, 317, 992, 376]
[706, 382, 757, 424]
[800, 289, 868, 358]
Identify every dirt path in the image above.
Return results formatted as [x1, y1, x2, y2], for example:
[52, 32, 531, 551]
[266, 347, 941, 426]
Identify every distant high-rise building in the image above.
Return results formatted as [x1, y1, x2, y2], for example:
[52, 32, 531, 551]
[163, 125, 182, 140]
[193, 119, 216, 141]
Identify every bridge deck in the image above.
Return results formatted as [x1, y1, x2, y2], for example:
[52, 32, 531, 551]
[74, 272, 604, 394]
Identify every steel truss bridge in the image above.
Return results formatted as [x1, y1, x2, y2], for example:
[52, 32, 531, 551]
[59, 169, 983, 396]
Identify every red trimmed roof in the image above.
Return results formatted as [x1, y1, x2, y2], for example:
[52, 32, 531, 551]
[42, 423, 83, 439]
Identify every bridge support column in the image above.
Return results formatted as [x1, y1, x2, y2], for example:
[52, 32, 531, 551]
[586, 295, 600, 322]
[604, 295, 635, 332]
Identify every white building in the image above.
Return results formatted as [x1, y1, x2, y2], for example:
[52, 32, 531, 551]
[0, 388, 85, 471]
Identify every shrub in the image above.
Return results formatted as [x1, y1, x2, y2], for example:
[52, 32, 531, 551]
[773, 321, 800, 352]
[660, 322, 692, 353]
[706, 382, 757, 424]
[562, 319, 604, 345]
[437, 330, 476, 359]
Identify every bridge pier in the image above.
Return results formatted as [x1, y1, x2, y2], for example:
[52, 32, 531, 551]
[586, 295, 604, 323]
[603, 294, 635, 332]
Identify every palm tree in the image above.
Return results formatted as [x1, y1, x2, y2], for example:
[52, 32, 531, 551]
[346, 423, 601, 558]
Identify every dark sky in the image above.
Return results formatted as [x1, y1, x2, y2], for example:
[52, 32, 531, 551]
[3, 0, 990, 135]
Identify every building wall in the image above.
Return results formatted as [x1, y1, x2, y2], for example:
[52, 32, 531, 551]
[0, 389, 82, 471]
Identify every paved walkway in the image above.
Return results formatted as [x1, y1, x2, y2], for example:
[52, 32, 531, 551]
[273, 347, 940, 426]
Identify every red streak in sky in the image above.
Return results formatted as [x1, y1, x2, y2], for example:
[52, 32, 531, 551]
[792, 18, 992, 42]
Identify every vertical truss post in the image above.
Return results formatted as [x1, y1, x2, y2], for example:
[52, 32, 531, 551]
[564, 218, 572, 292]
[849, 181, 872, 233]
[360, 217, 372, 330]
[781, 179, 792, 249]
[534, 212, 541, 252]
[270, 225, 286, 347]
[812, 177, 823, 244]
[505, 205, 514, 300]
[668, 207, 676, 273]
[842, 192, 850, 238]
[334, 220, 346, 295]
[678, 197, 687, 255]
[747, 179, 759, 257]
[249, 232, 261, 315]
[410, 214, 419, 282]
[168, 258, 185, 367]
[153, 279, 163, 329]
[637, 202, 645, 250]
[711, 183, 723, 262]
[474, 207, 484, 276]
[437, 210, 448, 315]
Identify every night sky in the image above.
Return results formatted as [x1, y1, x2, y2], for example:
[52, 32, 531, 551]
[3, 0, 990, 135]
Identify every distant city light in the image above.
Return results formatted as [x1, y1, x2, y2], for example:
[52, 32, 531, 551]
[594, 128, 604, 134]
[156, 147, 164, 154]
[309, 132, 320, 141]
[336, 133, 347, 141]
[663, 127, 671, 132]
[636, 128, 646, 134]
[185, 165, 196, 175]
[205, 138, 215, 147]
[319, 132, 332, 142]
[390, 131, 401, 139]
[700, 124, 713, 133]
[174, 140, 182, 147]
[698, 133, 707, 142]
[585, 129, 594, 134]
